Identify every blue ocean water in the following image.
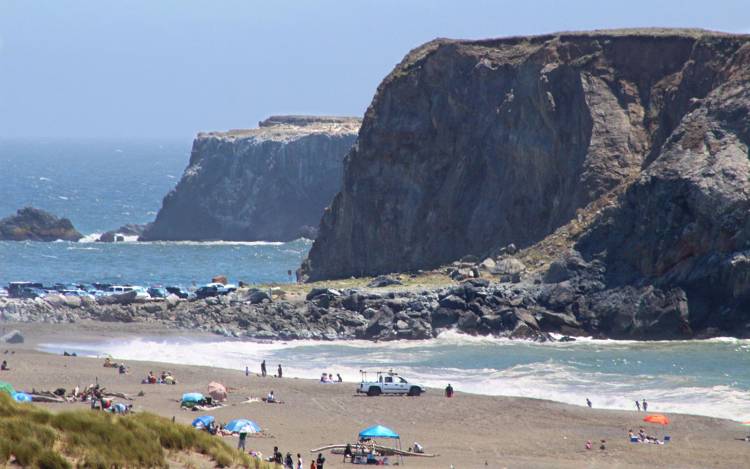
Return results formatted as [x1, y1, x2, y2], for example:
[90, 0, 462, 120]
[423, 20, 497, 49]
[0, 139, 310, 286]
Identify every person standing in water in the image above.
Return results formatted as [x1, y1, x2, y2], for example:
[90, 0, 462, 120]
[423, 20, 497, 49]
[586, 398, 592, 408]
[278, 364, 283, 378]
[245, 366, 249, 377]
[635, 400, 641, 411]
[261, 360, 267, 377]
[642, 399, 648, 412]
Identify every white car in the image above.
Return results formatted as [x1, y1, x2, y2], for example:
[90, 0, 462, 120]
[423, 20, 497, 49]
[357, 371, 426, 397]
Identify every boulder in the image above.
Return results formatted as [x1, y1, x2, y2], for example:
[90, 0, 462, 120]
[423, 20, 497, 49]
[367, 275, 403, 288]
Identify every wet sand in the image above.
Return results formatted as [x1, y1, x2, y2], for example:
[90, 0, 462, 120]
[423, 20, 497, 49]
[1, 322, 748, 468]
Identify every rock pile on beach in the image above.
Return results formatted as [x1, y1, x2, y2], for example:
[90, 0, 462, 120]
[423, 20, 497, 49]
[3, 248, 734, 340]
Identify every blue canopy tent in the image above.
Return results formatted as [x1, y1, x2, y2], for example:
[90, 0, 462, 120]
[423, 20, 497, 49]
[225, 419, 261, 433]
[192, 415, 215, 430]
[358, 425, 403, 464]
[359, 425, 400, 439]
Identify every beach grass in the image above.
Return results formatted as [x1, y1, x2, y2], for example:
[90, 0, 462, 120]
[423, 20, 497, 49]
[0, 392, 277, 468]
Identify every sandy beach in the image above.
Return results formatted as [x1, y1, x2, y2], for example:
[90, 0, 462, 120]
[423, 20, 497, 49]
[1, 322, 748, 469]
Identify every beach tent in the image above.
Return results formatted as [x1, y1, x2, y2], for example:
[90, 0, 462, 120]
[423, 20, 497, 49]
[359, 425, 400, 439]
[225, 419, 261, 433]
[358, 425, 403, 464]
[192, 415, 215, 429]
[643, 414, 670, 425]
[0, 381, 15, 396]
[207, 382, 227, 402]
[181, 392, 204, 403]
[12, 392, 31, 402]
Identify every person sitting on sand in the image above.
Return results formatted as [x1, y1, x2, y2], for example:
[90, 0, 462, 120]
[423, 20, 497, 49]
[118, 364, 127, 374]
[1, 360, 8, 371]
[638, 427, 646, 441]
[585, 440, 592, 450]
[267, 391, 276, 403]
[343, 443, 353, 462]
[320, 373, 329, 383]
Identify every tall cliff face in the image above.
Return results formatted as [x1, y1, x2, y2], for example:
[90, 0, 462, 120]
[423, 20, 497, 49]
[302, 30, 750, 281]
[140, 116, 361, 242]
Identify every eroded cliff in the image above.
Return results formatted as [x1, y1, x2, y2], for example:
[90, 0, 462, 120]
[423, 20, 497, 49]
[303, 29, 750, 281]
[140, 116, 361, 241]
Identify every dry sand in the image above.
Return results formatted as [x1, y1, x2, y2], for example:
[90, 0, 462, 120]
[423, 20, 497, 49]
[0, 322, 748, 469]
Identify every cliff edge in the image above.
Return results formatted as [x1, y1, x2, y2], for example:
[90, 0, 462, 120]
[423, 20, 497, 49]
[140, 116, 361, 242]
[303, 29, 750, 280]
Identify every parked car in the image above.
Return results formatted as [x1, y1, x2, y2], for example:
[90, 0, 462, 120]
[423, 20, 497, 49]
[357, 370, 426, 397]
[195, 284, 221, 299]
[165, 286, 191, 299]
[147, 286, 168, 299]
[8, 282, 45, 298]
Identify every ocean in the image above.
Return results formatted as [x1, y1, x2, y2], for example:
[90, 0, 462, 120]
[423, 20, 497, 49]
[3, 139, 750, 422]
[0, 138, 310, 286]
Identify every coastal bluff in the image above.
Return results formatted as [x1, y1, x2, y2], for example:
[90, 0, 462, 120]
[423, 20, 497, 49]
[0, 207, 82, 242]
[301, 29, 750, 338]
[303, 29, 750, 280]
[140, 115, 361, 242]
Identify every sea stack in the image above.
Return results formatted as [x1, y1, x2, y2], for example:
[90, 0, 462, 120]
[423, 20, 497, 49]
[301, 29, 750, 281]
[0, 207, 83, 242]
[140, 115, 361, 242]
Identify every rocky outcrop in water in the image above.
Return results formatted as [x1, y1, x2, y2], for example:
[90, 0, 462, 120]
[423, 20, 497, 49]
[0, 207, 82, 242]
[97, 223, 150, 242]
[302, 29, 750, 281]
[140, 116, 361, 242]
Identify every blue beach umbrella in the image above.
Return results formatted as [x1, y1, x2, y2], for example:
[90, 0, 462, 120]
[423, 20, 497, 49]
[12, 392, 32, 402]
[225, 419, 261, 433]
[192, 415, 215, 429]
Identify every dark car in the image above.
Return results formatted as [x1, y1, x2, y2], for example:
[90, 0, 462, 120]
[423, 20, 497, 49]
[165, 286, 191, 299]
[195, 285, 220, 299]
[148, 286, 168, 299]
[8, 282, 44, 298]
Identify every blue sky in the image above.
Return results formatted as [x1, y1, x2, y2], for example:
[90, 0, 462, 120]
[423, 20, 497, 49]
[0, 0, 747, 139]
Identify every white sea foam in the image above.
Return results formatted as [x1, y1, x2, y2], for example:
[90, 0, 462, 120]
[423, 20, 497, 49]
[38, 333, 750, 422]
[78, 233, 102, 243]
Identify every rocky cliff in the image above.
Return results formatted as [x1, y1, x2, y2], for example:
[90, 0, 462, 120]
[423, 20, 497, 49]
[303, 30, 750, 281]
[140, 116, 361, 242]
[0, 207, 82, 242]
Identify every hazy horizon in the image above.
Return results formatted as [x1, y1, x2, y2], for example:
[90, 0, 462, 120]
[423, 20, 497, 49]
[1, 0, 747, 140]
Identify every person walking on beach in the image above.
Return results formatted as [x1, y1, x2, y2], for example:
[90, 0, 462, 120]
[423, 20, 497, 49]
[278, 364, 283, 378]
[635, 400, 641, 411]
[642, 399, 648, 412]
[296, 453, 304, 469]
[284, 452, 294, 469]
[445, 383, 454, 398]
[316, 453, 326, 469]
[237, 429, 247, 451]
[261, 360, 267, 377]
[245, 366, 249, 377]
[586, 398, 592, 408]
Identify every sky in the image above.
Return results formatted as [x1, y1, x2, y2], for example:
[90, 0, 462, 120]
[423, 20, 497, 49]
[0, 0, 748, 139]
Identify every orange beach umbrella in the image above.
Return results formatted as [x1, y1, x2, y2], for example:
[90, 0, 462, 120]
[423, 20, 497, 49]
[643, 414, 669, 425]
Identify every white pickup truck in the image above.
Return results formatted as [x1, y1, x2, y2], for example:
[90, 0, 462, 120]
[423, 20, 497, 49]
[356, 371, 426, 397]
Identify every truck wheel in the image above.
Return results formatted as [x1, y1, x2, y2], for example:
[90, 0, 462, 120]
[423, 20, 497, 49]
[367, 387, 382, 397]
[408, 386, 421, 396]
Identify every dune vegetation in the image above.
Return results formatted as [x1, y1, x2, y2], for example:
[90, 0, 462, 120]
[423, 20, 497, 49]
[0, 393, 277, 468]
